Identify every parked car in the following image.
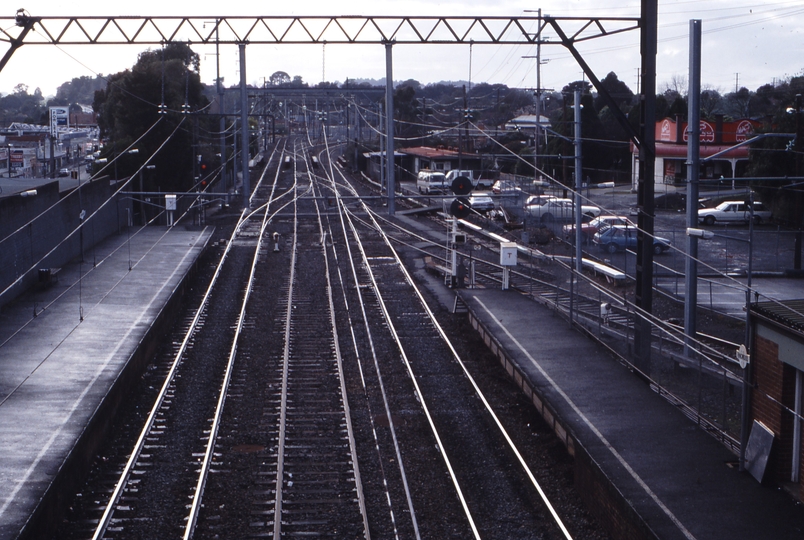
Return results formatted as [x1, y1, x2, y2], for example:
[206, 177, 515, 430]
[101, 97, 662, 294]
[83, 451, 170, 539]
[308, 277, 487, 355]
[563, 215, 635, 240]
[524, 197, 601, 222]
[698, 200, 772, 225]
[467, 193, 495, 212]
[491, 179, 520, 194]
[593, 225, 671, 255]
[416, 170, 448, 194]
[58, 168, 70, 177]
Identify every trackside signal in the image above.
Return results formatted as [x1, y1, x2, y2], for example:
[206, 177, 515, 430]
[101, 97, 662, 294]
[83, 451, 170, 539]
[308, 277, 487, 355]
[449, 198, 471, 219]
[448, 175, 473, 218]
[450, 176, 473, 195]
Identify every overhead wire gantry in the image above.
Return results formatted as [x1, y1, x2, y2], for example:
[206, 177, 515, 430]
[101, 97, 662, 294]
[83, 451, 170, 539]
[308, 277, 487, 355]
[0, 4, 659, 365]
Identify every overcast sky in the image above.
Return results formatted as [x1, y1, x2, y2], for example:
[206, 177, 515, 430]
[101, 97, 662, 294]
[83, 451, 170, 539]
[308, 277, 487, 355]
[1, 1, 802, 100]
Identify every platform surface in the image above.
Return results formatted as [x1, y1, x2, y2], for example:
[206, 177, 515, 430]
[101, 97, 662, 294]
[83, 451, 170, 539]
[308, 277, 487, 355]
[460, 287, 804, 540]
[0, 225, 212, 540]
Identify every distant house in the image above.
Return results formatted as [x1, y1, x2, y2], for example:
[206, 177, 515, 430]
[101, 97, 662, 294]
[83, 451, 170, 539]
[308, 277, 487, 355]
[631, 116, 761, 189]
[503, 114, 551, 137]
[749, 299, 804, 499]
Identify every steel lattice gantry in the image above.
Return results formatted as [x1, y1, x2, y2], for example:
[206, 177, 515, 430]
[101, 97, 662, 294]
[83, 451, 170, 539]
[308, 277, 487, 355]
[0, 14, 639, 46]
[0, 8, 658, 365]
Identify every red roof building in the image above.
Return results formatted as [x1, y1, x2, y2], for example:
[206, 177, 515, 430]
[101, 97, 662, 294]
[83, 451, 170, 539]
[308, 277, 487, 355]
[630, 116, 762, 189]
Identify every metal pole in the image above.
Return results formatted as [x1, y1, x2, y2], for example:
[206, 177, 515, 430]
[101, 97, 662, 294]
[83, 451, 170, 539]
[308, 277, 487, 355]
[633, 0, 658, 369]
[216, 20, 226, 204]
[385, 41, 395, 215]
[239, 43, 250, 209]
[684, 19, 702, 357]
[535, 8, 542, 178]
[740, 190, 754, 471]
[574, 89, 583, 272]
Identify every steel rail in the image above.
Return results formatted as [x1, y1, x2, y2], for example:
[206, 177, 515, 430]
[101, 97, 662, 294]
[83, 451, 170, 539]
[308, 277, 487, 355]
[182, 143, 285, 538]
[90, 142, 284, 540]
[307, 146, 371, 539]
[355, 198, 574, 539]
[89, 208, 246, 540]
[325, 161, 483, 539]
[271, 140, 369, 538]
[327, 152, 574, 538]
[318, 142, 419, 540]
[271, 142, 298, 539]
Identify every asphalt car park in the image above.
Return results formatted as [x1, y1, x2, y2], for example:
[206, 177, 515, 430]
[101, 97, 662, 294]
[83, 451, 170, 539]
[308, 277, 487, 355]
[581, 185, 799, 279]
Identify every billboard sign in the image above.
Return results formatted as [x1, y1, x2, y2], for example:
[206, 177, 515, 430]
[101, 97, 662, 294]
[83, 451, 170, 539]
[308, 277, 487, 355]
[10, 149, 24, 168]
[49, 106, 69, 137]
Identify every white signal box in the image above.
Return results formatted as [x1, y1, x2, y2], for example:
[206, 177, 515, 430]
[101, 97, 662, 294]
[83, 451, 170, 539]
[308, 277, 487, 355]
[500, 242, 517, 266]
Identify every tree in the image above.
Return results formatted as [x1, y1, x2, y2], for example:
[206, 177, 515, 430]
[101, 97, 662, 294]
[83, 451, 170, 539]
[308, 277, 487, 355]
[55, 75, 107, 105]
[724, 87, 752, 118]
[0, 84, 45, 123]
[393, 84, 418, 138]
[93, 42, 211, 192]
[667, 96, 687, 119]
[269, 71, 291, 86]
[594, 72, 635, 112]
[699, 86, 723, 119]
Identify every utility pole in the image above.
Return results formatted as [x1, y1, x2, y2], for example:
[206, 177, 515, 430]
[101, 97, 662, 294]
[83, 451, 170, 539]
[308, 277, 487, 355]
[795, 94, 803, 271]
[684, 20, 702, 358]
[239, 43, 250, 209]
[574, 89, 583, 272]
[535, 8, 542, 177]
[523, 9, 546, 180]
[385, 41, 395, 214]
[632, 0, 658, 371]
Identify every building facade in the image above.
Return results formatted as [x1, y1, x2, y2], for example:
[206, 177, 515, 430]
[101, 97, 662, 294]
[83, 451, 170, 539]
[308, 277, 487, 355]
[630, 116, 762, 190]
[749, 300, 804, 500]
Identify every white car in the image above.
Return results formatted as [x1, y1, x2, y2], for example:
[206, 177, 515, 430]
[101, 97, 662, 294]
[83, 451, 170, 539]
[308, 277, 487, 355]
[467, 193, 495, 212]
[698, 200, 772, 225]
[524, 197, 601, 222]
[563, 215, 635, 239]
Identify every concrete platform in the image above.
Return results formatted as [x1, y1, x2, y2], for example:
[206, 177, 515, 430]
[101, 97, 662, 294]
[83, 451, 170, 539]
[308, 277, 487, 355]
[0, 225, 212, 540]
[459, 288, 804, 540]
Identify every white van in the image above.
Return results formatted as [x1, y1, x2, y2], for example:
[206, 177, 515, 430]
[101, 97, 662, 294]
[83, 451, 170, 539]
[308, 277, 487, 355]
[417, 170, 448, 194]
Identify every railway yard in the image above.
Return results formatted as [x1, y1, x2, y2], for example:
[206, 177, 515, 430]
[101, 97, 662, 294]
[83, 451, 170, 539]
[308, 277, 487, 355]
[3, 135, 804, 540]
[47, 138, 610, 539]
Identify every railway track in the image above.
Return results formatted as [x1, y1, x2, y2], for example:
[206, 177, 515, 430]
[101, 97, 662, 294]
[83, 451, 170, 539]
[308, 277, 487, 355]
[57, 136, 608, 540]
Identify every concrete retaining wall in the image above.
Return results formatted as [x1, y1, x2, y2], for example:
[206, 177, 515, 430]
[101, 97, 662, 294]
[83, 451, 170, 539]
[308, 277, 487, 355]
[0, 179, 131, 308]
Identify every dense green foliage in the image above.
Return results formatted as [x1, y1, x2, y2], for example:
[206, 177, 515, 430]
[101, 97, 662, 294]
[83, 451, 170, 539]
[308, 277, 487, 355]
[92, 43, 211, 192]
[0, 84, 46, 124]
